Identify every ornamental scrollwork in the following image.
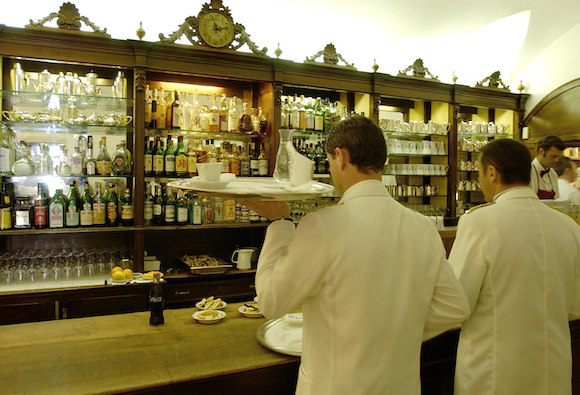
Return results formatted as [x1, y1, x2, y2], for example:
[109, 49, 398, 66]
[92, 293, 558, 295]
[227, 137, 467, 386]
[304, 44, 356, 70]
[398, 58, 439, 81]
[475, 71, 510, 91]
[27, 2, 109, 36]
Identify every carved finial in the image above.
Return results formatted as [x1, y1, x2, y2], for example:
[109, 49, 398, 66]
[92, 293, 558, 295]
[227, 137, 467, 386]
[517, 80, 525, 93]
[274, 43, 283, 59]
[475, 71, 509, 91]
[452, 71, 458, 84]
[27, 2, 109, 36]
[372, 59, 379, 73]
[136, 21, 146, 41]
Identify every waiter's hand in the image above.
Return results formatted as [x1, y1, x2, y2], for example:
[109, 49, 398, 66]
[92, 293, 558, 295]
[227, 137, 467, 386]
[241, 200, 291, 221]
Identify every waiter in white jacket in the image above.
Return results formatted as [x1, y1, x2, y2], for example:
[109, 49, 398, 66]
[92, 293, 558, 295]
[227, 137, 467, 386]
[530, 134, 565, 199]
[244, 115, 469, 395]
[448, 138, 580, 394]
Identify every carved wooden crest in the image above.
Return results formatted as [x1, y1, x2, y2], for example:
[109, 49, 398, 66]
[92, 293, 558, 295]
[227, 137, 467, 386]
[27, 2, 109, 37]
[398, 58, 439, 81]
[304, 43, 356, 69]
[158, 0, 267, 56]
[475, 71, 510, 91]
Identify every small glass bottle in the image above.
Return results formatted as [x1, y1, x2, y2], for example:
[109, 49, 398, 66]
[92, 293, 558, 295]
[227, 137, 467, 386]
[49, 189, 67, 229]
[175, 136, 187, 178]
[120, 188, 134, 227]
[70, 146, 84, 176]
[112, 140, 132, 175]
[164, 137, 176, 177]
[228, 97, 239, 133]
[80, 181, 93, 227]
[149, 273, 165, 326]
[33, 182, 49, 229]
[105, 183, 119, 227]
[12, 141, 34, 175]
[84, 136, 97, 176]
[188, 194, 202, 225]
[163, 186, 176, 226]
[92, 183, 106, 227]
[153, 185, 164, 226]
[144, 182, 154, 226]
[258, 143, 269, 177]
[238, 102, 252, 133]
[186, 139, 198, 178]
[38, 143, 53, 175]
[258, 107, 268, 134]
[13, 197, 32, 229]
[175, 189, 188, 226]
[201, 195, 213, 224]
[96, 137, 112, 175]
[65, 180, 80, 228]
[200, 105, 210, 132]
[55, 144, 71, 176]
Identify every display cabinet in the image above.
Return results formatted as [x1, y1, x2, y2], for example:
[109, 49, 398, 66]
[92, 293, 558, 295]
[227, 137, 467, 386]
[0, 2, 528, 320]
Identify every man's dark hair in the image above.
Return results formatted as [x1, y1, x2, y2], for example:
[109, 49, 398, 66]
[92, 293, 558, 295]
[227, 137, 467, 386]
[554, 156, 573, 177]
[479, 139, 531, 185]
[537, 135, 565, 153]
[326, 115, 386, 174]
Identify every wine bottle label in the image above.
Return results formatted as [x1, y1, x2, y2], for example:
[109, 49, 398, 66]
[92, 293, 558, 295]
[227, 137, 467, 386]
[0, 148, 11, 173]
[93, 202, 106, 225]
[187, 156, 197, 175]
[145, 154, 153, 173]
[86, 161, 96, 175]
[225, 200, 236, 222]
[258, 160, 268, 176]
[97, 160, 112, 175]
[214, 200, 223, 222]
[220, 115, 228, 131]
[1, 207, 12, 230]
[192, 205, 202, 225]
[80, 209, 93, 226]
[241, 160, 250, 177]
[34, 205, 47, 226]
[153, 156, 164, 172]
[165, 205, 175, 222]
[144, 203, 153, 220]
[15, 210, 29, 227]
[209, 113, 219, 126]
[107, 202, 117, 222]
[314, 115, 324, 131]
[65, 210, 80, 227]
[177, 207, 188, 223]
[176, 155, 187, 174]
[49, 203, 64, 228]
[165, 155, 175, 172]
[121, 205, 133, 220]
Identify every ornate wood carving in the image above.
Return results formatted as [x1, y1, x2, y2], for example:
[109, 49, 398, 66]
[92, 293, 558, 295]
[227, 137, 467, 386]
[135, 69, 147, 93]
[475, 71, 509, 91]
[274, 83, 284, 106]
[158, 0, 267, 56]
[372, 94, 380, 115]
[27, 2, 109, 37]
[398, 59, 439, 81]
[304, 44, 356, 69]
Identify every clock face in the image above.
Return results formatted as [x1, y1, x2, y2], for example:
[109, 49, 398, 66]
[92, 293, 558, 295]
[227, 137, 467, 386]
[198, 11, 235, 48]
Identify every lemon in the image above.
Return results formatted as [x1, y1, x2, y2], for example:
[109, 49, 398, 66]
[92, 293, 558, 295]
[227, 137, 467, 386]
[123, 268, 133, 279]
[111, 266, 123, 275]
[112, 271, 126, 281]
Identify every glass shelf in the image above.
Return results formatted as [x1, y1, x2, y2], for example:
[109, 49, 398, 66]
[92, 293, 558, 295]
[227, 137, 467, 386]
[146, 128, 269, 141]
[458, 132, 510, 138]
[1, 90, 134, 110]
[382, 130, 448, 139]
[387, 153, 447, 157]
[279, 128, 327, 138]
[384, 173, 448, 177]
[392, 195, 447, 198]
[7, 174, 131, 180]
[1, 121, 133, 134]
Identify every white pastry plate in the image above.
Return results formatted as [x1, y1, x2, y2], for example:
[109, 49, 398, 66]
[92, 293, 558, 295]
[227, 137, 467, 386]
[256, 314, 303, 356]
[168, 177, 335, 201]
[179, 177, 232, 190]
[192, 309, 226, 324]
[196, 300, 227, 310]
[238, 305, 263, 318]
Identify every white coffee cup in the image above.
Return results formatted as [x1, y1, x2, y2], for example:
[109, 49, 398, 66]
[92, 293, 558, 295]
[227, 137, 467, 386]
[197, 162, 223, 182]
[231, 248, 254, 270]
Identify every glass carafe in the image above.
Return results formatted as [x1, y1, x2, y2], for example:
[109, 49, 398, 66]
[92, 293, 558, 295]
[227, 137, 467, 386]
[273, 129, 293, 186]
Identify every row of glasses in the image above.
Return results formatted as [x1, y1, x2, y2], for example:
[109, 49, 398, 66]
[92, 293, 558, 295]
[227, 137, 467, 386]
[289, 198, 338, 222]
[0, 247, 132, 288]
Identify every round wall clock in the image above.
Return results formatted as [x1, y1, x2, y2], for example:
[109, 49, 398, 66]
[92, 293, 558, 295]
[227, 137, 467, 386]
[198, 11, 235, 48]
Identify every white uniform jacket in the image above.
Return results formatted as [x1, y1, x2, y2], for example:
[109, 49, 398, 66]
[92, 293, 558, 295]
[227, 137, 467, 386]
[256, 180, 470, 395]
[449, 187, 580, 394]
[557, 178, 580, 204]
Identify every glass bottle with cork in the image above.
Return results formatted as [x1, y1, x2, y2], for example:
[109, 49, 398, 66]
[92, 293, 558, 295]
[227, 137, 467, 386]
[105, 183, 119, 227]
[120, 188, 134, 226]
[48, 188, 66, 229]
[80, 181, 93, 227]
[33, 182, 49, 229]
[84, 136, 97, 175]
[92, 183, 106, 227]
[96, 137, 112, 175]
[66, 180, 81, 228]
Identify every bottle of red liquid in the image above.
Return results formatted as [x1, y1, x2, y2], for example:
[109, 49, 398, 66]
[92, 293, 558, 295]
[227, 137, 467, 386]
[149, 273, 165, 326]
[33, 182, 48, 229]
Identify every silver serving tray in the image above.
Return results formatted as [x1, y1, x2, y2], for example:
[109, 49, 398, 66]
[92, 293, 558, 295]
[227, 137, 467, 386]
[256, 316, 303, 357]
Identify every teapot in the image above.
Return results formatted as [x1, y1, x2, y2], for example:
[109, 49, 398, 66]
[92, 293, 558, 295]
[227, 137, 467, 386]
[34, 110, 51, 123]
[102, 112, 120, 126]
[72, 113, 87, 125]
[2, 110, 23, 122]
[36, 69, 54, 93]
[84, 71, 101, 96]
[86, 111, 102, 126]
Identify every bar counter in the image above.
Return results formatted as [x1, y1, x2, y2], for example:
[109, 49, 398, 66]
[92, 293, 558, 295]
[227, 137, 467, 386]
[3, 302, 300, 395]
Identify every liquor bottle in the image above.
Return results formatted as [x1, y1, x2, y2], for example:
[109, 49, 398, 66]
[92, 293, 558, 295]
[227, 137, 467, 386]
[165, 91, 173, 129]
[0, 126, 13, 176]
[120, 188, 134, 226]
[38, 143, 53, 175]
[324, 99, 333, 133]
[175, 136, 187, 177]
[156, 87, 167, 129]
[229, 145, 240, 176]
[239, 102, 252, 133]
[150, 88, 157, 129]
[314, 97, 324, 132]
[145, 85, 152, 128]
[251, 107, 259, 134]
[240, 144, 251, 177]
[68, 147, 83, 176]
[219, 93, 228, 132]
[105, 183, 119, 227]
[56, 144, 71, 176]
[96, 137, 112, 175]
[200, 105, 210, 131]
[214, 197, 224, 224]
[191, 89, 201, 131]
[228, 97, 239, 132]
[92, 183, 106, 227]
[80, 181, 93, 227]
[209, 94, 220, 132]
[196, 139, 207, 164]
[258, 143, 268, 176]
[49, 188, 66, 229]
[33, 182, 48, 229]
[280, 97, 289, 129]
[201, 196, 213, 224]
[149, 273, 165, 326]
[340, 105, 348, 121]
[175, 189, 188, 226]
[207, 139, 218, 163]
[13, 197, 32, 229]
[258, 107, 268, 134]
[224, 198, 236, 223]
[250, 142, 260, 177]
[163, 186, 175, 225]
[299, 95, 307, 130]
[144, 182, 154, 226]
[181, 92, 191, 130]
[287, 96, 294, 130]
[188, 194, 202, 225]
[65, 180, 80, 228]
[291, 95, 300, 130]
[171, 90, 181, 129]
[84, 136, 97, 175]
[153, 185, 164, 226]
[112, 140, 132, 175]
[164, 137, 176, 177]
[220, 142, 230, 173]
[144, 137, 153, 177]
[0, 181, 13, 230]
[153, 137, 165, 176]
[186, 139, 198, 177]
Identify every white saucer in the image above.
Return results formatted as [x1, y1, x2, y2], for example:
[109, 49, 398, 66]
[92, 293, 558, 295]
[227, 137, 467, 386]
[183, 177, 231, 190]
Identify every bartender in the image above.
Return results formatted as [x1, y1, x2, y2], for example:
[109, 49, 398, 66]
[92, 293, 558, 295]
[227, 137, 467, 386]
[530, 135, 565, 199]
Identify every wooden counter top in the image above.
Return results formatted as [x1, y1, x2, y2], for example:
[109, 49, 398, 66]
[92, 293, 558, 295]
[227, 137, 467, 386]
[2, 302, 299, 395]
